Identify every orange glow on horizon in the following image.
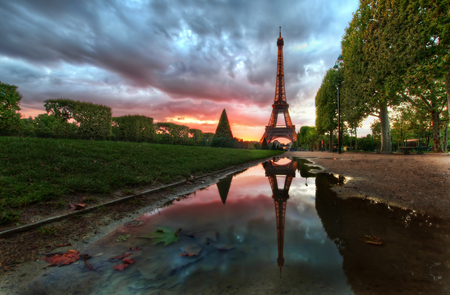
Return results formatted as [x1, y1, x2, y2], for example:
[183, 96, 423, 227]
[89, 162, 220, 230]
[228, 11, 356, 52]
[19, 106, 268, 142]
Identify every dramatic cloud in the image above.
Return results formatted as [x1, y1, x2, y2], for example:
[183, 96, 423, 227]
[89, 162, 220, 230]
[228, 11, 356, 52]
[0, 0, 359, 140]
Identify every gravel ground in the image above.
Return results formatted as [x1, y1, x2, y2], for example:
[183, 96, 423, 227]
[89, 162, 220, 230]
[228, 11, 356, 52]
[286, 151, 450, 219]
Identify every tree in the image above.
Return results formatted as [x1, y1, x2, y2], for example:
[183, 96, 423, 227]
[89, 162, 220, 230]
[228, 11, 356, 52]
[155, 122, 189, 145]
[261, 138, 269, 150]
[315, 69, 338, 151]
[211, 109, 234, 148]
[0, 82, 22, 135]
[342, 1, 399, 153]
[188, 128, 203, 146]
[361, 0, 450, 152]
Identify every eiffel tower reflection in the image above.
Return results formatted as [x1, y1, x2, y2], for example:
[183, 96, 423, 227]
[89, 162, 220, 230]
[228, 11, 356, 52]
[263, 157, 297, 277]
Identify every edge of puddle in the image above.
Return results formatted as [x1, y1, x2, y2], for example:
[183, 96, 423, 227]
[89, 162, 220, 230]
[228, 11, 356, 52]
[0, 155, 284, 238]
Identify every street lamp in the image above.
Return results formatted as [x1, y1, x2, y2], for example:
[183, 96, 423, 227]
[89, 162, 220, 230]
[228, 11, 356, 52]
[333, 54, 344, 154]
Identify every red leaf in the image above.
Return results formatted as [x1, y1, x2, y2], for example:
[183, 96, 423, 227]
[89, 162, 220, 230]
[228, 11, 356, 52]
[109, 253, 131, 260]
[129, 247, 142, 251]
[69, 203, 86, 210]
[113, 263, 129, 271]
[122, 258, 134, 264]
[180, 252, 197, 257]
[41, 249, 80, 266]
[84, 259, 93, 269]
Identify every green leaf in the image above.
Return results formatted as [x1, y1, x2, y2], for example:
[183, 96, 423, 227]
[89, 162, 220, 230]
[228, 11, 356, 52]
[116, 234, 130, 242]
[139, 227, 182, 246]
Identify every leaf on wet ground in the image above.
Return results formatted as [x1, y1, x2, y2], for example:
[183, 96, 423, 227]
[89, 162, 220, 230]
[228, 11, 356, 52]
[113, 263, 129, 271]
[129, 246, 142, 251]
[122, 258, 135, 264]
[41, 249, 80, 266]
[139, 227, 182, 246]
[360, 235, 383, 245]
[109, 253, 131, 261]
[214, 244, 234, 251]
[113, 257, 135, 271]
[69, 203, 86, 210]
[179, 241, 202, 257]
[116, 235, 130, 242]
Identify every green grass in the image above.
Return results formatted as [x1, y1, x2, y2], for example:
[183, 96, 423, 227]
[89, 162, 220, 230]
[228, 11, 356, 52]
[0, 137, 283, 223]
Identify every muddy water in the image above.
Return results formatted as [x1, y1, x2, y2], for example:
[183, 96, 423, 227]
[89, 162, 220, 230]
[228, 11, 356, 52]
[20, 157, 450, 294]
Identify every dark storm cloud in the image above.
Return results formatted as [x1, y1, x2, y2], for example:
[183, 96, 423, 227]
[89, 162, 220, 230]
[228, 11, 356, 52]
[0, 0, 358, 136]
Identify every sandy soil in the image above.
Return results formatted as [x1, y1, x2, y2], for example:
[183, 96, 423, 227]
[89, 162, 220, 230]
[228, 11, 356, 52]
[286, 151, 450, 219]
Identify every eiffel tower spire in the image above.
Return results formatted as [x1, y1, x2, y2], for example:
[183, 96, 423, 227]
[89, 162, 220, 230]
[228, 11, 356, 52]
[260, 28, 296, 145]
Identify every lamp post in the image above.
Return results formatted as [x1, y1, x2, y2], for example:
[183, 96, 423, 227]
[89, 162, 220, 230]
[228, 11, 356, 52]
[333, 54, 344, 154]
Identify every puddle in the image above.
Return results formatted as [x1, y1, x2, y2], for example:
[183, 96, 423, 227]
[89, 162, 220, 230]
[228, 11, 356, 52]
[19, 157, 450, 294]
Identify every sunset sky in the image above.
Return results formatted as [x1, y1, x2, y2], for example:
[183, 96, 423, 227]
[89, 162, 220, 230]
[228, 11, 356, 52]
[1, 0, 376, 141]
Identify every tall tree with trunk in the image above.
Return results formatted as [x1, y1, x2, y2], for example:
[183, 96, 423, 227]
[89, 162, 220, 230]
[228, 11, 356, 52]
[362, 0, 450, 152]
[341, 2, 397, 153]
[315, 68, 338, 151]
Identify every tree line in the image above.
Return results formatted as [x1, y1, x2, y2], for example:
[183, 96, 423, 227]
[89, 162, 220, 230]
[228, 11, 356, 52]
[315, 0, 449, 153]
[0, 83, 205, 146]
[0, 82, 262, 149]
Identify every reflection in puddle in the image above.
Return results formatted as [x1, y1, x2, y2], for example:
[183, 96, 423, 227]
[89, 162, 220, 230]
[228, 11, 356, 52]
[22, 157, 450, 294]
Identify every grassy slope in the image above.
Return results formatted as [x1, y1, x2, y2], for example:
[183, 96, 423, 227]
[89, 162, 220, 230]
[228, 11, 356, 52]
[0, 137, 283, 219]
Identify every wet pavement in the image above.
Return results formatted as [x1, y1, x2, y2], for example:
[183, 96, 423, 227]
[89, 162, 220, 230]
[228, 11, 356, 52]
[17, 157, 450, 294]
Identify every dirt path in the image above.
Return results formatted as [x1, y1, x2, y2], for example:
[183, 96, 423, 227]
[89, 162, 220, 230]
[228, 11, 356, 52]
[286, 151, 450, 219]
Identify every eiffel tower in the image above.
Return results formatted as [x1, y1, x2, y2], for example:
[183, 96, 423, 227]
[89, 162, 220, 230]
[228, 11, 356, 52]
[260, 27, 296, 145]
[263, 157, 297, 276]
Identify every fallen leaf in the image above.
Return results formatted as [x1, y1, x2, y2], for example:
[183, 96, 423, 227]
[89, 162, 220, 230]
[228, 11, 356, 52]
[360, 235, 383, 245]
[179, 241, 202, 257]
[129, 247, 142, 251]
[69, 203, 86, 210]
[113, 263, 129, 271]
[122, 258, 135, 264]
[116, 235, 130, 242]
[109, 253, 131, 260]
[41, 249, 80, 266]
[140, 227, 182, 246]
[84, 259, 93, 269]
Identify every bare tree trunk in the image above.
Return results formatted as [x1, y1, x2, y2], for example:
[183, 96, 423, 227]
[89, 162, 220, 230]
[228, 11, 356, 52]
[355, 126, 358, 152]
[349, 128, 353, 151]
[445, 124, 448, 152]
[328, 130, 333, 152]
[380, 101, 392, 153]
[431, 109, 443, 152]
[445, 73, 450, 121]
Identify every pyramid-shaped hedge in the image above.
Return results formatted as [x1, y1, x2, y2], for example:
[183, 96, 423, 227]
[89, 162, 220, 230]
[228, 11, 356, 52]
[211, 109, 235, 148]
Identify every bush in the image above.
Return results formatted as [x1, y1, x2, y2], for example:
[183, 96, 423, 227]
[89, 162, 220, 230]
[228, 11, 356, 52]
[155, 122, 189, 145]
[112, 115, 155, 142]
[44, 98, 111, 140]
[188, 128, 203, 146]
[33, 114, 77, 138]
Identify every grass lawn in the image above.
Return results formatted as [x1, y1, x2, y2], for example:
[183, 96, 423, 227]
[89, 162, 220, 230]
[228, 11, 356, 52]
[0, 137, 283, 223]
